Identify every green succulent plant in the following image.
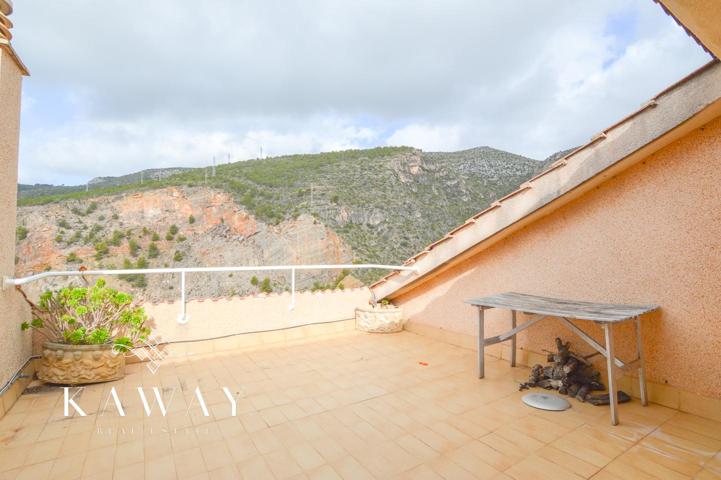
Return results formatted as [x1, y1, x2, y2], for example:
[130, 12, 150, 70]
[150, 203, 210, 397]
[19, 279, 152, 351]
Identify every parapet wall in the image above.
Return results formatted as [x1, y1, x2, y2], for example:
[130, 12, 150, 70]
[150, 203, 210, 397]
[141, 287, 371, 344]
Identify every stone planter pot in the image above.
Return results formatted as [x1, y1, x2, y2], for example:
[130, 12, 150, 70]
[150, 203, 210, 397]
[355, 305, 404, 333]
[39, 342, 126, 385]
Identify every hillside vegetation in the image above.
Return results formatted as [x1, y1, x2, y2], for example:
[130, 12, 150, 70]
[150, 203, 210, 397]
[17, 146, 555, 288]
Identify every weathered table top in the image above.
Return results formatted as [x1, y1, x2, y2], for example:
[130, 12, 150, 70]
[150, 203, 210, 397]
[464, 292, 658, 323]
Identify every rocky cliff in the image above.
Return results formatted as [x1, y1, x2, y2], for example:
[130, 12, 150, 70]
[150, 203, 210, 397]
[16, 187, 353, 301]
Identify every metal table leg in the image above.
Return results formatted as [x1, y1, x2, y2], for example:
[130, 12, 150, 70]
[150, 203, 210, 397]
[510, 310, 517, 367]
[635, 317, 648, 406]
[604, 323, 619, 425]
[478, 307, 485, 379]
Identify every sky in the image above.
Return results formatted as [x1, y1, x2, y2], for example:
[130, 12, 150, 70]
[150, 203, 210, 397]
[12, 0, 711, 185]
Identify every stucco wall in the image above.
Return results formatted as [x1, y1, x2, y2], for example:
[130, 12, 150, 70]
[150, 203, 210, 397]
[394, 115, 721, 399]
[0, 49, 31, 388]
[141, 287, 371, 343]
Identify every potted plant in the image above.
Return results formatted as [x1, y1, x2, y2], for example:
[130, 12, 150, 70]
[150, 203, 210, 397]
[18, 279, 152, 384]
[355, 299, 405, 333]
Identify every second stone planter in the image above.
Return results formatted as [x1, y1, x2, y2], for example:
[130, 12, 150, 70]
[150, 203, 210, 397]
[355, 305, 404, 333]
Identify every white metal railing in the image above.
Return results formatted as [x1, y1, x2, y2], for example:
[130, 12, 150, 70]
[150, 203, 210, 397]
[3, 264, 417, 324]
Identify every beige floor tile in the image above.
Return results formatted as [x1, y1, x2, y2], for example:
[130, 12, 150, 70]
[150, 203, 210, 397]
[200, 440, 234, 471]
[310, 436, 347, 464]
[49, 452, 86, 480]
[145, 453, 177, 480]
[665, 413, 721, 442]
[114, 438, 144, 468]
[3, 332, 721, 480]
[307, 464, 343, 480]
[14, 460, 54, 480]
[113, 461, 145, 479]
[174, 447, 208, 479]
[651, 423, 721, 457]
[426, 455, 481, 480]
[535, 444, 599, 478]
[207, 464, 240, 480]
[504, 455, 585, 480]
[552, 424, 632, 468]
[0, 444, 29, 472]
[330, 455, 375, 480]
[82, 444, 116, 477]
[250, 428, 284, 454]
[289, 443, 326, 471]
[265, 449, 303, 479]
[225, 435, 260, 463]
[238, 456, 274, 480]
[144, 432, 173, 458]
[25, 437, 64, 465]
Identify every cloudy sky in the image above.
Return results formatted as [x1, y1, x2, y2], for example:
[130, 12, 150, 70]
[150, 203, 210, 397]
[12, 0, 710, 185]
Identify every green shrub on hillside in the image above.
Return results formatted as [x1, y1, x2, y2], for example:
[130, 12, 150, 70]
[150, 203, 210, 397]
[94, 242, 109, 260]
[148, 242, 159, 258]
[66, 252, 81, 263]
[128, 239, 140, 257]
[16, 225, 28, 241]
[109, 230, 124, 246]
[188, 215, 195, 224]
[259, 277, 273, 293]
[119, 257, 148, 288]
[173, 250, 183, 262]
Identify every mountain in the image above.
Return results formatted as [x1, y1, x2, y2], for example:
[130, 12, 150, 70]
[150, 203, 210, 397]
[18, 167, 192, 199]
[16, 146, 562, 300]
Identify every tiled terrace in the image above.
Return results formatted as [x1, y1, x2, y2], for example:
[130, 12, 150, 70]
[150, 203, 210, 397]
[1, 330, 720, 480]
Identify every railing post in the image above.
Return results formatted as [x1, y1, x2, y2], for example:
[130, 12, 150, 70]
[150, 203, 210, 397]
[289, 267, 296, 311]
[177, 271, 188, 324]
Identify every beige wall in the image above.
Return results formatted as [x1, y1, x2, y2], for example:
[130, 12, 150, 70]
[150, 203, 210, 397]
[394, 115, 721, 399]
[142, 287, 371, 343]
[0, 48, 30, 388]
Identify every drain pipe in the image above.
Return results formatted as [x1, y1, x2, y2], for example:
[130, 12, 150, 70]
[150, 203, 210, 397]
[0, 355, 39, 397]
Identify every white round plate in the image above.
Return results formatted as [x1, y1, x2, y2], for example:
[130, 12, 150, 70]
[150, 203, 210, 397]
[522, 392, 571, 411]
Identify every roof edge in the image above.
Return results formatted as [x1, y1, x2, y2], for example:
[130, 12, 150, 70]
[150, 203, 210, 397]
[0, 40, 29, 76]
[372, 60, 721, 300]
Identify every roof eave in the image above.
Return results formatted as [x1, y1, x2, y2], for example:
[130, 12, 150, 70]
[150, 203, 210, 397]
[373, 60, 721, 300]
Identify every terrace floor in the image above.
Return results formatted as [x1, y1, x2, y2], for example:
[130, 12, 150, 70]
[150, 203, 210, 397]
[0, 330, 720, 480]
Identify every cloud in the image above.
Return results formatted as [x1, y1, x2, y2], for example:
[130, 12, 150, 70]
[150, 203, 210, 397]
[386, 125, 464, 152]
[11, 0, 710, 183]
[19, 116, 383, 185]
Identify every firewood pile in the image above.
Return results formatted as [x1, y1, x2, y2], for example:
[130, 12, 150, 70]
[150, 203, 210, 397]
[519, 337, 630, 406]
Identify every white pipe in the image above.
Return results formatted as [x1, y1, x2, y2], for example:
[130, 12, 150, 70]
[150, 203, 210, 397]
[4, 263, 418, 324]
[178, 271, 188, 324]
[289, 267, 296, 311]
[4, 264, 416, 287]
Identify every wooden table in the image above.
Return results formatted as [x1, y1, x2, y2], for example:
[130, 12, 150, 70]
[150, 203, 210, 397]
[464, 292, 659, 425]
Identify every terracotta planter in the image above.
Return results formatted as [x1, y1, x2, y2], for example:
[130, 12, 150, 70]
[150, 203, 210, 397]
[355, 305, 404, 333]
[39, 342, 126, 385]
